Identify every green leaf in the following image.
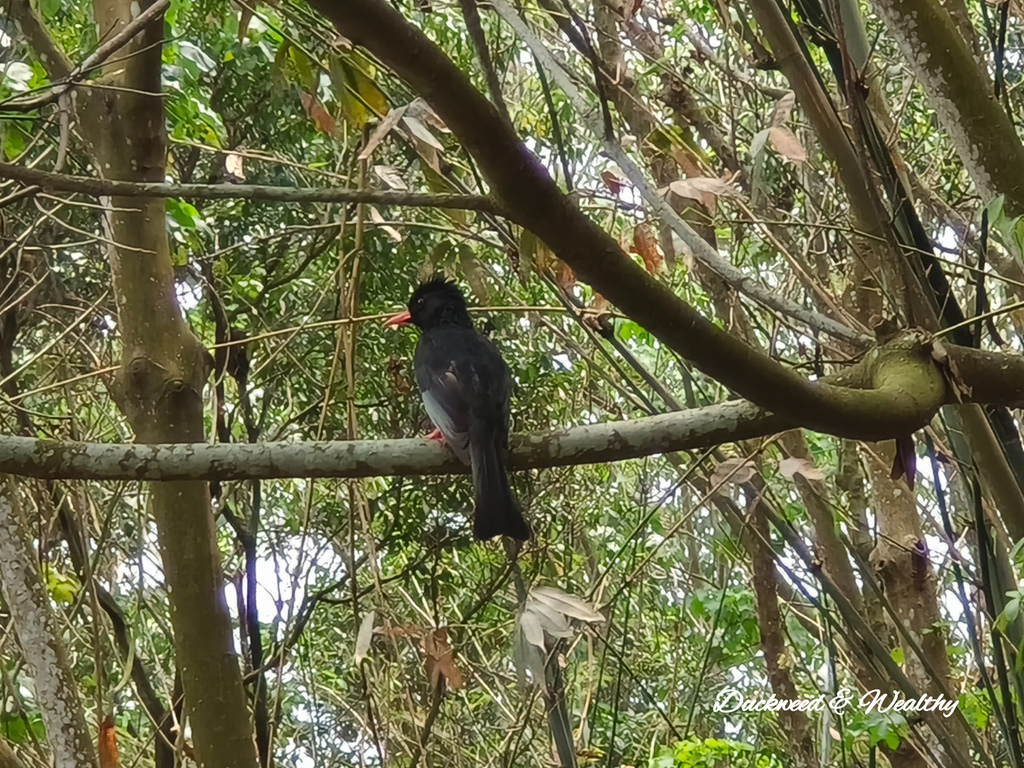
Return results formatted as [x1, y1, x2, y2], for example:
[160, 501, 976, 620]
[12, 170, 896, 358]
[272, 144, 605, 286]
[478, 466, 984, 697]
[45, 567, 78, 604]
[38, 0, 61, 19]
[1005, 594, 1021, 623]
[985, 194, 1006, 228]
[271, 41, 292, 92]
[167, 199, 200, 229]
[0, 714, 45, 744]
[288, 46, 318, 93]
[2, 122, 26, 160]
[330, 56, 387, 127]
[1010, 536, 1024, 562]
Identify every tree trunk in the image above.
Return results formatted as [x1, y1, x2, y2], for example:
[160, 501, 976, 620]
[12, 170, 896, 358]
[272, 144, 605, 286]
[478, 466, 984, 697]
[76, 1, 256, 765]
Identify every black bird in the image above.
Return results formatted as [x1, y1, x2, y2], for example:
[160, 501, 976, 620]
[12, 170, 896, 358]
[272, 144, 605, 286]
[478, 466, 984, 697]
[385, 275, 531, 541]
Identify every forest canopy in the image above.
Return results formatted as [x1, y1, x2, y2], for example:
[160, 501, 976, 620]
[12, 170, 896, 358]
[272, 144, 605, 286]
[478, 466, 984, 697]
[2, 0, 1024, 766]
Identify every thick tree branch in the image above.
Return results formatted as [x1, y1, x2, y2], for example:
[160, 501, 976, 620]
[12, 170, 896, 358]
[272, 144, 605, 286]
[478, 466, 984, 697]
[0, 162, 503, 213]
[7, 336, 1021, 480]
[307, 0, 948, 440]
[3, 400, 786, 480]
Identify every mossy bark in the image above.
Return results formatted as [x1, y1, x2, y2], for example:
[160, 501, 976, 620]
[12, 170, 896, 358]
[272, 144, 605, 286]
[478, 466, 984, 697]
[869, 0, 1024, 215]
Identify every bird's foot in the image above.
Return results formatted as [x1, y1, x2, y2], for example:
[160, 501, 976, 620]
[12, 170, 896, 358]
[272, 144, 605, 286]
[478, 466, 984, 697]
[426, 428, 446, 445]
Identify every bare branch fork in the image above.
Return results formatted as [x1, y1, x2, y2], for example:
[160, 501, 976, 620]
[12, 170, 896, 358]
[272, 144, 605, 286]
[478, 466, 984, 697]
[0, 162, 503, 213]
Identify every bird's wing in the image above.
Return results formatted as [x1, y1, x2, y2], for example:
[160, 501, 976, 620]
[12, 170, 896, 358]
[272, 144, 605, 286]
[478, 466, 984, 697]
[466, 336, 511, 444]
[418, 359, 473, 463]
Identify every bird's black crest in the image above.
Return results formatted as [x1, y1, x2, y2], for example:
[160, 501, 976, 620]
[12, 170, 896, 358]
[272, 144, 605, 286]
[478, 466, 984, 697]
[415, 272, 457, 294]
[407, 274, 472, 328]
[410, 274, 465, 304]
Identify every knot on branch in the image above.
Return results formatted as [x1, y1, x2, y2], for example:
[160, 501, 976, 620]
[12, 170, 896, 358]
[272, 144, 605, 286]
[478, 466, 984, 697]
[859, 329, 949, 435]
[870, 534, 932, 598]
[121, 356, 204, 440]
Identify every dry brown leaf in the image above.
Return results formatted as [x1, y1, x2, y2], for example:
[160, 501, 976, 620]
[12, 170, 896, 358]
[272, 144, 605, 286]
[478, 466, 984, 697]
[668, 176, 742, 201]
[422, 627, 464, 690]
[379, 624, 420, 638]
[709, 457, 756, 489]
[768, 91, 796, 127]
[583, 293, 613, 334]
[413, 140, 442, 174]
[670, 146, 705, 179]
[932, 339, 971, 401]
[386, 356, 412, 397]
[553, 261, 576, 291]
[354, 610, 375, 664]
[406, 97, 449, 133]
[238, 7, 253, 40]
[224, 152, 245, 181]
[632, 222, 663, 274]
[767, 126, 807, 164]
[369, 207, 402, 242]
[778, 456, 826, 482]
[458, 244, 490, 302]
[99, 716, 120, 768]
[372, 164, 407, 190]
[401, 115, 444, 151]
[601, 170, 626, 196]
[300, 92, 339, 137]
[532, 586, 605, 623]
[359, 104, 409, 161]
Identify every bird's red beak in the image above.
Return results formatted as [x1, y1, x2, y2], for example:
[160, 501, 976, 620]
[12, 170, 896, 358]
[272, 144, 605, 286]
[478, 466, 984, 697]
[383, 310, 412, 328]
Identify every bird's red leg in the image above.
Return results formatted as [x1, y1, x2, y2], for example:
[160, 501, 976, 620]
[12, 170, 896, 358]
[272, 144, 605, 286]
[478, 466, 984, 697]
[426, 427, 446, 444]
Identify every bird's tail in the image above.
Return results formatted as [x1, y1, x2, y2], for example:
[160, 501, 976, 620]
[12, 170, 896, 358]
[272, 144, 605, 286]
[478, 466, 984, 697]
[469, 437, 531, 541]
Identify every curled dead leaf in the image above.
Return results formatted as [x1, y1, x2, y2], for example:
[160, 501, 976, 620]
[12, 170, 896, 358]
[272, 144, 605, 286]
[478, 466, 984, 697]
[709, 457, 756, 489]
[401, 115, 444, 151]
[584, 293, 614, 335]
[778, 455, 826, 482]
[668, 176, 742, 201]
[224, 152, 245, 181]
[369, 206, 402, 242]
[300, 92, 339, 138]
[767, 126, 807, 165]
[99, 716, 119, 768]
[768, 91, 796, 127]
[354, 610, 375, 664]
[932, 339, 971, 401]
[359, 104, 409, 161]
[532, 586, 605, 623]
[601, 169, 627, 196]
[372, 164, 407, 190]
[890, 435, 917, 490]
[633, 223, 663, 274]
[422, 627, 464, 690]
[406, 97, 449, 133]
